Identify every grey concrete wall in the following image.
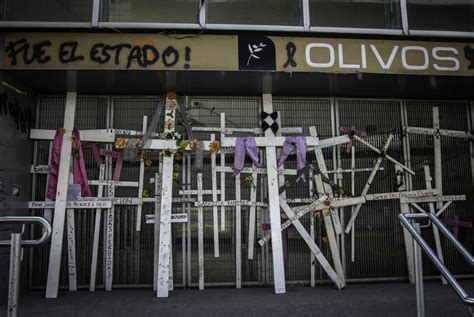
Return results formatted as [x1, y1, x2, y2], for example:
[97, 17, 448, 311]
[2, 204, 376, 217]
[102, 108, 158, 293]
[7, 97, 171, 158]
[0, 71, 36, 305]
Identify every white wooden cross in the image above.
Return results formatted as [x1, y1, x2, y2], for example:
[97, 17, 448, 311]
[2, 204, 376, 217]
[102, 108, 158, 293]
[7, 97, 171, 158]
[403, 106, 472, 283]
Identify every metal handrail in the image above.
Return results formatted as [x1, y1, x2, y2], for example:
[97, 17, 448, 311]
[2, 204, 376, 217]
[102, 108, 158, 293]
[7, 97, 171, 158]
[399, 212, 474, 306]
[0, 216, 51, 246]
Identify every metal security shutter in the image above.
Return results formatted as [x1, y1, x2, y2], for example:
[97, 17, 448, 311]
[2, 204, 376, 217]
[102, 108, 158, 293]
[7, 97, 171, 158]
[337, 98, 407, 280]
[404, 100, 474, 277]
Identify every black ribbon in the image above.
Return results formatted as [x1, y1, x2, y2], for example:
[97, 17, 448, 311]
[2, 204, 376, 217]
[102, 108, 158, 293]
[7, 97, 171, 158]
[283, 42, 297, 68]
[262, 121, 279, 134]
[260, 111, 278, 121]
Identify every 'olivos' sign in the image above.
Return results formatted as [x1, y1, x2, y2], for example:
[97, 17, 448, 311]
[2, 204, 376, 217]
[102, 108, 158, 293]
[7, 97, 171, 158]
[2, 33, 474, 76]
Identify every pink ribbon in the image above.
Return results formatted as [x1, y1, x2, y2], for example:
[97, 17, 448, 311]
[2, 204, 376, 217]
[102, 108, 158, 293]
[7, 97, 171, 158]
[99, 149, 123, 182]
[340, 126, 367, 153]
[47, 129, 91, 200]
[233, 137, 264, 176]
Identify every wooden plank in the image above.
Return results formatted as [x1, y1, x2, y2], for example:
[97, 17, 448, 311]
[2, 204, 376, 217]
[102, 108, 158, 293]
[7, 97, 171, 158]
[262, 94, 285, 294]
[405, 126, 473, 139]
[43, 142, 54, 223]
[215, 166, 297, 175]
[395, 165, 415, 284]
[90, 164, 105, 291]
[88, 180, 139, 187]
[308, 168, 315, 287]
[197, 173, 205, 290]
[195, 201, 268, 208]
[365, 189, 441, 201]
[179, 189, 219, 196]
[258, 194, 328, 246]
[247, 165, 258, 260]
[145, 213, 188, 224]
[220, 135, 349, 148]
[313, 173, 345, 284]
[279, 199, 345, 289]
[105, 181, 115, 291]
[351, 146, 356, 263]
[220, 113, 226, 231]
[400, 195, 466, 204]
[29, 198, 111, 209]
[344, 135, 394, 233]
[66, 163, 77, 291]
[211, 134, 219, 257]
[30, 128, 115, 143]
[30, 165, 49, 174]
[192, 126, 302, 134]
[157, 154, 174, 298]
[136, 116, 147, 232]
[235, 174, 242, 289]
[153, 171, 162, 291]
[45, 92, 76, 299]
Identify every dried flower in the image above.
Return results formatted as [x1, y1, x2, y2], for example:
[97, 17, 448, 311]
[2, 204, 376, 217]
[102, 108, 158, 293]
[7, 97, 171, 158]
[164, 132, 175, 140]
[163, 149, 175, 157]
[142, 189, 150, 198]
[165, 120, 175, 130]
[209, 140, 221, 154]
[132, 138, 143, 148]
[167, 92, 177, 100]
[190, 139, 200, 150]
[70, 135, 77, 142]
[244, 175, 256, 189]
[321, 237, 329, 245]
[145, 159, 153, 167]
[115, 137, 127, 149]
[58, 128, 66, 134]
[174, 152, 183, 161]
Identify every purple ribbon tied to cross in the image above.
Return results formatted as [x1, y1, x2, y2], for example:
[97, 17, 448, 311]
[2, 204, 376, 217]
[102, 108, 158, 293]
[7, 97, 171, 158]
[277, 136, 307, 181]
[340, 126, 368, 153]
[233, 137, 264, 176]
[47, 129, 91, 200]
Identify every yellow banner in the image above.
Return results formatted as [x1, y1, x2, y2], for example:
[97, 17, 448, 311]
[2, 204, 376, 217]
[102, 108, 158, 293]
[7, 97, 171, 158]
[3, 33, 474, 76]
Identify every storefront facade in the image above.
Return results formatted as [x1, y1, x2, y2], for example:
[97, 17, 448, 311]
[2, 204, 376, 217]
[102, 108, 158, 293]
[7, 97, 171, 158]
[0, 0, 472, 294]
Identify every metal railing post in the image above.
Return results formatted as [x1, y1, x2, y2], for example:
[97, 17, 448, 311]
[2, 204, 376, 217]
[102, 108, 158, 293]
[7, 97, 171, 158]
[413, 222, 425, 317]
[7, 233, 21, 317]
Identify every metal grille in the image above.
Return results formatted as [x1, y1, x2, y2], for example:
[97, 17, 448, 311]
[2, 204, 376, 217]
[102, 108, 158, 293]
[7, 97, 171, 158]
[337, 98, 407, 279]
[30, 95, 474, 290]
[405, 100, 474, 276]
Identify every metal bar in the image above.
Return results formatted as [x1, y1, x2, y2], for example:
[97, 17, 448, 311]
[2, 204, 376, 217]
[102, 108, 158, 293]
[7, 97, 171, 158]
[98, 22, 202, 29]
[0, 21, 92, 28]
[408, 30, 474, 38]
[211, 134, 219, 257]
[302, 0, 310, 30]
[90, 164, 106, 291]
[92, 0, 100, 27]
[413, 222, 425, 317]
[400, 0, 409, 34]
[0, 217, 51, 246]
[136, 116, 148, 231]
[399, 213, 474, 306]
[7, 233, 21, 317]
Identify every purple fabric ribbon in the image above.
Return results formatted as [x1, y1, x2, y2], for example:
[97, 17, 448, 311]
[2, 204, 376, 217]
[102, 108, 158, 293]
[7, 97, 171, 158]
[340, 126, 367, 153]
[99, 149, 124, 182]
[47, 129, 91, 200]
[277, 137, 307, 181]
[233, 137, 264, 176]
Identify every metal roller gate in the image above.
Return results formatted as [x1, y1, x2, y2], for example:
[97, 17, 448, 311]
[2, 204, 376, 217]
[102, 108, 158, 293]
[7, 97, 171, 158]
[29, 96, 474, 289]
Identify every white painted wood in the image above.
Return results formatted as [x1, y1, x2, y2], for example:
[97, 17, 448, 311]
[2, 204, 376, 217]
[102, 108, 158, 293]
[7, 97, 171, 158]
[186, 155, 192, 286]
[345, 135, 394, 233]
[235, 174, 242, 289]
[405, 126, 473, 139]
[211, 134, 220, 257]
[215, 166, 297, 175]
[313, 173, 345, 283]
[395, 165, 415, 284]
[181, 156, 187, 287]
[146, 213, 188, 224]
[28, 198, 111, 209]
[424, 164, 447, 285]
[435, 201, 453, 217]
[66, 161, 77, 291]
[90, 164, 105, 291]
[262, 94, 286, 294]
[46, 92, 77, 299]
[220, 135, 350, 148]
[247, 165, 257, 260]
[30, 128, 115, 143]
[432, 108, 445, 220]
[258, 195, 328, 246]
[179, 189, 219, 195]
[353, 135, 415, 175]
[192, 126, 302, 134]
[195, 200, 268, 208]
[309, 127, 342, 235]
[88, 180, 139, 187]
[105, 181, 115, 291]
[153, 171, 162, 291]
[136, 116, 148, 232]
[157, 156, 174, 298]
[197, 173, 205, 290]
[309, 168, 315, 287]
[220, 113, 226, 231]
[401, 195, 465, 204]
[365, 189, 441, 201]
[43, 142, 54, 222]
[30, 165, 49, 174]
[351, 146, 356, 263]
[279, 199, 345, 289]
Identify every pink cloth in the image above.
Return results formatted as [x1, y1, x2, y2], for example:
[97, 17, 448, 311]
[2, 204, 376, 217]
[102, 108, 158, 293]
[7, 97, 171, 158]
[47, 129, 91, 200]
